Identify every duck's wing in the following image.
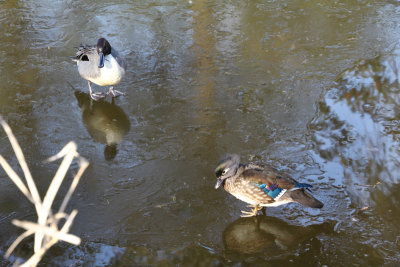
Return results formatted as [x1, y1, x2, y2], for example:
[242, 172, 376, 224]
[111, 48, 127, 70]
[239, 164, 313, 203]
[74, 44, 96, 61]
[247, 163, 312, 189]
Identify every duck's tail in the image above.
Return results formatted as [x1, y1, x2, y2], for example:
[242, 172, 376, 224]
[290, 189, 324, 208]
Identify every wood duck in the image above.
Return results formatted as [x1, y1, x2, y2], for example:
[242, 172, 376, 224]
[215, 154, 323, 217]
[74, 38, 127, 101]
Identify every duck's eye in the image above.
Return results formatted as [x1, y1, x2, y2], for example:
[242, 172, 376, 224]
[221, 167, 229, 175]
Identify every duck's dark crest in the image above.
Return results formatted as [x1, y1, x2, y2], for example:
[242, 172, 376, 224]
[97, 38, 111, 55]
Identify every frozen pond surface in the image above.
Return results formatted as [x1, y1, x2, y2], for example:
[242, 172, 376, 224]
[1, 0, 400, 265]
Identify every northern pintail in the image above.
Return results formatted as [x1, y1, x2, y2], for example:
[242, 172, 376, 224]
[74, 38, 127, 100]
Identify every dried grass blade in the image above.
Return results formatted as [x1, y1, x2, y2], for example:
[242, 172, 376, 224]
[0, 155, 33, 203]
[43, 141, 78, 163]
[12, 219, 81, 245]
[0, 117, 41, 205]
[58, 158, 88, 214]
[4, 229, 35, 259]
[42, 142, 77, 213]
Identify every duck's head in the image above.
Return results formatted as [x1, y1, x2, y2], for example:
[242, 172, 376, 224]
[97, 38, 112, 68]
[104, 144, 118, 161]
[215, 154, 240, 189]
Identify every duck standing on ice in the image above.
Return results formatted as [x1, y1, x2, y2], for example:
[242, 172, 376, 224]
[214, 154, 324, 217]
[74, 38, 126, 100]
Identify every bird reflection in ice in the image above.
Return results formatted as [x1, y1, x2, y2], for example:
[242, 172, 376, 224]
[222, 215, 333, 255]
[75, 91, 130, 161]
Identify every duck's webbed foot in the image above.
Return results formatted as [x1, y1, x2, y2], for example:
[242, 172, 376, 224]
[90, 91, 106, 101]
[88, 81, 106, 101]
[106, 86, 125, 97]
[240, 204, 262, 217]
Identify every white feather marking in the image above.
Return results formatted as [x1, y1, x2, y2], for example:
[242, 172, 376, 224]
[288, 187, 301, 191]
[90, 55, 125, 86]
[274, 189, 287, 200]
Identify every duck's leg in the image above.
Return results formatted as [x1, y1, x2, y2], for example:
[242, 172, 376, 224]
[261, 207, 267, 216]
[88, 81, 105, 101]
[106, 86, 125, 97]
[240, 204, 262, 217]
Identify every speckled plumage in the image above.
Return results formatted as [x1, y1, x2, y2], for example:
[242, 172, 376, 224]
[215, 154, 323, 217]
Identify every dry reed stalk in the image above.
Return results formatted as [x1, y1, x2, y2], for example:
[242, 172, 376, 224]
[0, 116, 88, 267]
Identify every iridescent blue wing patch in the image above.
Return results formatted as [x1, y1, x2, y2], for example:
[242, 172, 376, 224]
[256, 183, 287, 200]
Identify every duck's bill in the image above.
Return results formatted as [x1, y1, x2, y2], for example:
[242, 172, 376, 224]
[98, 52, 105, 68]
[215, 178, 223, 189]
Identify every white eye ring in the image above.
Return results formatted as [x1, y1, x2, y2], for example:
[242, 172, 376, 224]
[222, 167, 230, 175]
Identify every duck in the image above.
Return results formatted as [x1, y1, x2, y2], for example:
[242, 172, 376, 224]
[74, 38, 127, 101]
[214, 154, 323, 217]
